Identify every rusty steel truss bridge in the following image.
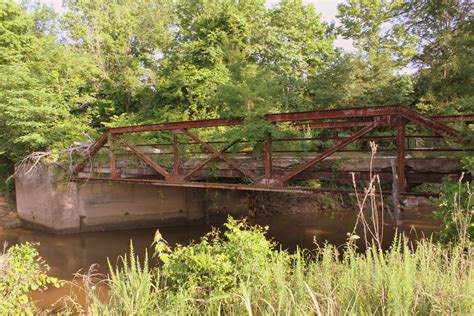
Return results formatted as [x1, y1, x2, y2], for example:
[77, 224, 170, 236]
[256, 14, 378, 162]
[71, 105, 474, 197]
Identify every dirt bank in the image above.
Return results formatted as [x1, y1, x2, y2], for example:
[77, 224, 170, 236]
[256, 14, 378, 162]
[0, 196, 20, 229]
[249, 192, 349, 216]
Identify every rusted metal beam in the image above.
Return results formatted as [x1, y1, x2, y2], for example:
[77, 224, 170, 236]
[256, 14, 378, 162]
[71, 130, 110, 177]
[172, 130, 180, 176]
[279, 123, 378, 183]
[109, 106, 401, 135]
[183, 130, 259, 182]
[264, 132, 272, 179]
[109, 134, 120, 179]
[107, 106, 472, 134]
[72, 176, 439, 197]
[182, 140, 239, 180]
[110, 118, 242, 134]
[265, 105, 401, 122]
[118, 139, 170, 179]
[432, 114, 474, 123]
[294, 113, 473, 130]
[295, 121, 372, 129]
[399, 107, 461, 139]
[72, 105, 473, 199]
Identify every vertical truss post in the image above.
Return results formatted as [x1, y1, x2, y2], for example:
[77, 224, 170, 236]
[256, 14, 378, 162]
[397, 119, 407, 192]
[264, 132, 272, 179]
[108, 134, 120, 179]
[172, 130, 180, 176]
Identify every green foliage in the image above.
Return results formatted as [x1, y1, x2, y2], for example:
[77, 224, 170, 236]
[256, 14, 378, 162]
[310, 52, 414, 109]
[0, 1, 36, 64]
[434, 157, 474, 243]
[76, 217, 473, 315]
[62, 0, 173, 120]
[399, 0, 472, 112]
[161, 217, 276, 295]
[0, 1, 95, 177]
[0, 242, 62, 314]
[105, 244, 157, 314]
[337, 0, 416, 67]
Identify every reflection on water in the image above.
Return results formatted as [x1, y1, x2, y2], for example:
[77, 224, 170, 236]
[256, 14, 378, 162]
[0, 207, 439, 310]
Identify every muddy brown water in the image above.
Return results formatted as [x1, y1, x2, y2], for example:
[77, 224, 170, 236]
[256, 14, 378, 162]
[0, 207, 440, 310]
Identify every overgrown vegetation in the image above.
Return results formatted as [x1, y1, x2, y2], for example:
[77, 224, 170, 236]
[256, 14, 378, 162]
[0, 242, 61, 314]
[434, 157, 473, 244]
[58, 217, 472, 315]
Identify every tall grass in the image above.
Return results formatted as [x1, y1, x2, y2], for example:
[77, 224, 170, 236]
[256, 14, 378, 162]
[64, 223, 473, 315]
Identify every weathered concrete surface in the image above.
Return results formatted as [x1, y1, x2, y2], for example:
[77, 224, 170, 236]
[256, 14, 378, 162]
[15, 164, 249, 233]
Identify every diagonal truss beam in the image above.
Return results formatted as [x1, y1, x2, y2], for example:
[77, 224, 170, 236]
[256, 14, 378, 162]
[119, 139, 170, 179]
[399, 107, 461, 140]
[183, 130, 258, 182]
[183, 140, 239, 180]
[279, 122, 378, 183]
[71, 130, 110, 177]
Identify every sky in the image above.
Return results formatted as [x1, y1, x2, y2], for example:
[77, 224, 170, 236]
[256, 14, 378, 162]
[36, 0, 354, 51]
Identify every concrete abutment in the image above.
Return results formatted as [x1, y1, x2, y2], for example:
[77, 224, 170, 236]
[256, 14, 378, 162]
[15, 164, 249, 233]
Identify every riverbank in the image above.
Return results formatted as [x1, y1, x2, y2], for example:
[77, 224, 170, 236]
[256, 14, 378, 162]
[0, 196, 20, 229]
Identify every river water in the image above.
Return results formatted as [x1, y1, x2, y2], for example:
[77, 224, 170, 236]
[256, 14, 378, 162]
[0, 207, 440, 310]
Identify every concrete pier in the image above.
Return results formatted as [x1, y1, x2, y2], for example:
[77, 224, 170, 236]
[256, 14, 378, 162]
[15, 164, 249, 233]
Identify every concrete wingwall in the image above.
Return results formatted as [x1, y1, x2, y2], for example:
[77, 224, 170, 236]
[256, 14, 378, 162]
[15, 164, 249, 233]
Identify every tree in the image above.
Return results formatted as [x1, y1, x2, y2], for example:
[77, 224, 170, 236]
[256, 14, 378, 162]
[337, 0, 473, 114]
[62, 0, 174, 122]
[0, 2, 94, 169]
[337, 0, 416, 69]
[152, 0, 334, 122]
[398, 0, 473, 114]
[309, 52, 413, 109]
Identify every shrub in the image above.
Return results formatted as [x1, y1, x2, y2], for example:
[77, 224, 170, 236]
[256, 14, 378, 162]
[0, 242, 61, 314]
[161, 218, 278, 295]
[434, 157, 473, 244]
[78, 217, 473, 315]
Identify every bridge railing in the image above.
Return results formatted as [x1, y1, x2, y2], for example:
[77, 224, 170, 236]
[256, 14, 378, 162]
[71, 105, 473, 194]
